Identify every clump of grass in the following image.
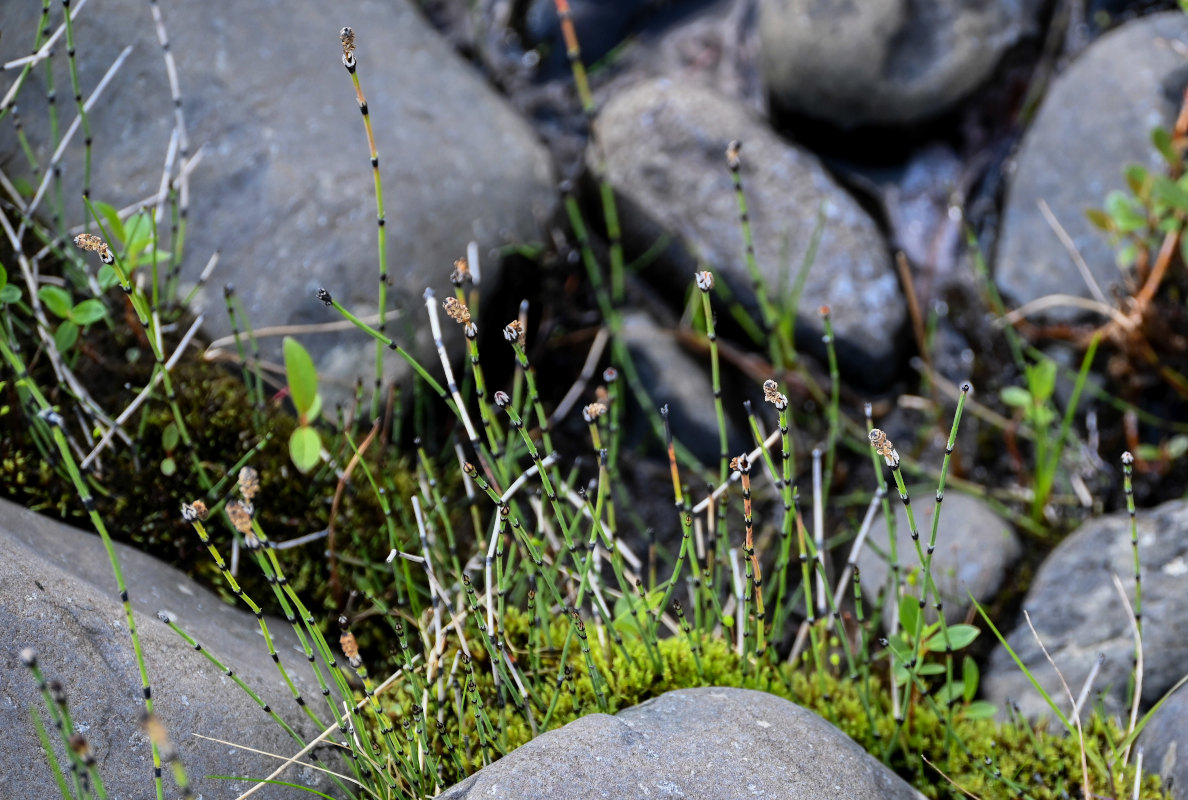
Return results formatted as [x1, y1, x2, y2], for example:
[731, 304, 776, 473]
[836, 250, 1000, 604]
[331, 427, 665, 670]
[5, 4, 1184, 800]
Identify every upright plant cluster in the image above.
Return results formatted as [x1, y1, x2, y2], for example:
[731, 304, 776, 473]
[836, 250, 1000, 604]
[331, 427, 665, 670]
[2, 4, 1182, 800]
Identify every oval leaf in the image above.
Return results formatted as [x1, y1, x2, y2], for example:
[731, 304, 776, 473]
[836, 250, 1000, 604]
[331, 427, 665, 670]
[92, 200, 125, 243]
[898, 594, 921, 636]
[53, 320, 79, 352]
[38, 285, 73, 319]
[70, 298, 108, 326]
[289, 425, 322, 473]
[935, 681, 964, 706]
[944, 624, 980, 650]
[962, 654, 979, 703]
[161, 422, 180, 451]
[1085, 207, 1114, 233]
[97, 264, 119, 290]
[0, 284, 20, 304]
[962, 700, 998, 720]
[283, 336, 319, 419]
[999, 386, 1032, 408]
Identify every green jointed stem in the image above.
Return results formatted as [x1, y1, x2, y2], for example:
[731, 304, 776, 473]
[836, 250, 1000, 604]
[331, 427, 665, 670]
[62, 0, 93, 222]
[0, 336, 166, 800]
[340, 27, 388, 421]
[158, 614, 311, 748]
[695, 271, 730, 485]
[180, 508, 326, 732]
[1122, 452, 1142, 639]
[820, 307, 841, 506]
[222, 286, 267, 423]
[21, 648, 110, 799]
[871, 385, 968, 751]
[553, 1, 624, 305]
[726, 141, 780, 368]
[766, 386, 796, 635]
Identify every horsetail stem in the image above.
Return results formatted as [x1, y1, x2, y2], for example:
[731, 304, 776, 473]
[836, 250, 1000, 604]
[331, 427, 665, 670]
[339, 26, 389, 419]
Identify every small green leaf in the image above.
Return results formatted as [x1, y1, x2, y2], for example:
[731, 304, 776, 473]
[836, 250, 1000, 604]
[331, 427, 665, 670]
[53, 320, 79, 352]
[161, 421, 180, 451]
[962, 700, 998, 720]
[1124, 165, 1150, 198]
[160, 457, 176, 477]
[1116, 241, 1139, 269]
[1105, 191, 1147, 233]
[1027, 359, 1057, 403]
[898, 594, 920, 636]
[1085, 208, 1114, 232]
[283, 336, 319, 419]
[92, 201, 125, 244]
[962, 655, 979, 703]
[941, 624, 980, 651]
[1154, 175, 1188, 213]
[915, 662, 946, 677]
[123, 212, 150, 247]
[289, 425, 322, 473]
[1000, 386, 1032, 408]
[720, 614, 734, 628]
[0, 284, 18, 304]
[97, 264, 120, 290]
[1152, 127, 1180, 170]
[886, 635, 914, 664]
[70, 298, 107, 326]
[0, 263, 6, 291]
[934, 681, 964, 706]
[1136, 444, 1163, 461]
[38, 285, 74, 319]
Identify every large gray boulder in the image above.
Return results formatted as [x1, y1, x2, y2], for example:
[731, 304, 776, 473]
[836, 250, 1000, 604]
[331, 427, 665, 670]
[0, 0, 556, 404]
[995, 12, 1188, 319]
[593, 78, 904, 386]
[439, 687, 925, 799]
[759, 0, 1043, 127]
[0, 498, 334, 798]
[983, 499, 1188, 720]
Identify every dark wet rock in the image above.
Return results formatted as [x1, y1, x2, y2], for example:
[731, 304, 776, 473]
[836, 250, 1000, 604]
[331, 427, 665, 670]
[595, 0, 765, 112]
[983, 498, 1188, 720]
[857, 492, 1021, 630]
[1138, 679, 1188, 800]
[995, 12, 1188, 320]
[0, 498, 332, 798]
[759, 0, 1044, 127]
[439, 687, 925, 799]
[0, 0, 556, 406]
[592, 78, 904, 386]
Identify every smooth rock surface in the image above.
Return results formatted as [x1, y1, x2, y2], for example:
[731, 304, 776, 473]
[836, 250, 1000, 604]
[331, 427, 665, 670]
[0, 498, 332, 798]
[1138, 679, 1188, 800]
[593, 78, 905, 386]
[439, 687, 925, 799]
[760, 0, 1043, 127]
[619, 309, 748, 464]
[0, 0, 556, 403]
[857, 492, 1021, 630]
[983, 499, 1188, 720]
[995, 12, 1188, 318]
